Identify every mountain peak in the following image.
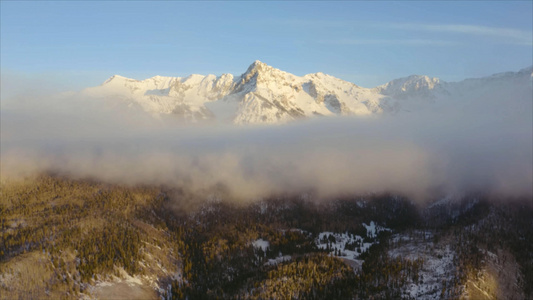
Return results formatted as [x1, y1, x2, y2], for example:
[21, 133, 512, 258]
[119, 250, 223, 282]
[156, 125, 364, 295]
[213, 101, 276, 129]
[252, 59, 266, 66]
[390, 74, 439, 85]
[102, 74, 132, 85]
[238, 60, 282, 86]
[244, 60, 269, 75]
[376, 74, 442, 97]
[518, 65, 533, 75]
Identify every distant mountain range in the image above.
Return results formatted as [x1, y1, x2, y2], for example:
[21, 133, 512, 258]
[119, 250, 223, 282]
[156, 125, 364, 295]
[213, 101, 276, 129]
[82, 61, 533, 124]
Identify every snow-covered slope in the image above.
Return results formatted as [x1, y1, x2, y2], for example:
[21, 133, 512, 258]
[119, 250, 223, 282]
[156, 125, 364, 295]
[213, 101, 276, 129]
[82, 61, 533, 124]
[83, 73, 236, 121]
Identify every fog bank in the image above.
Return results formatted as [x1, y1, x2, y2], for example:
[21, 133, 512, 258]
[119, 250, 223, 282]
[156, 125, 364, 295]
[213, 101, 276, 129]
[1, 90, 532, 203]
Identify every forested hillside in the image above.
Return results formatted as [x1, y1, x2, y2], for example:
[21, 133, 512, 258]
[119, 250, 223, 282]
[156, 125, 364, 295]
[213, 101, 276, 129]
[1, 175, 531, 299]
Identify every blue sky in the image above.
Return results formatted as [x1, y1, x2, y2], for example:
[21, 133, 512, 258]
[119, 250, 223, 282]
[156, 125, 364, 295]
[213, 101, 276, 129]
[1, 1, 532, 91]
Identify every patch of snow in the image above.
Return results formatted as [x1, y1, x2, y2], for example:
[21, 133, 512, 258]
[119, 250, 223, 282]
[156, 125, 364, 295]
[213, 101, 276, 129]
[388, 232, 458, 299]
[252, 239, 270, 252]
[316, 222, 390, 263]
[363, 221, 391, 238]
[316, 231, 372, 261]
[266, 255, 292, 266]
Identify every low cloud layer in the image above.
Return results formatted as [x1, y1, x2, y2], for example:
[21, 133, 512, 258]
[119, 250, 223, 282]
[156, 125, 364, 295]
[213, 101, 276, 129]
[1, 87, 532, 204]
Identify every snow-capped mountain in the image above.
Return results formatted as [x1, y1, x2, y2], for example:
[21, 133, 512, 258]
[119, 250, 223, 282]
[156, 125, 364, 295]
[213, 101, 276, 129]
[82, 61, 533, 124]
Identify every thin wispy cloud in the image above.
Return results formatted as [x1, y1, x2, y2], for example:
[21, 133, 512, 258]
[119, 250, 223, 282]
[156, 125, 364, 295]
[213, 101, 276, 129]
[284, 18, 531, 47]
[277, 19, 349, 28]
[390, 23, 533, 46]
[317, 39, 457, 47]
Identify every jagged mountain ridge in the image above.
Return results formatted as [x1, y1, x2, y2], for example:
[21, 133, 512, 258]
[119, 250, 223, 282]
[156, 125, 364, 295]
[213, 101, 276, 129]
[82, 61, 533, 124]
